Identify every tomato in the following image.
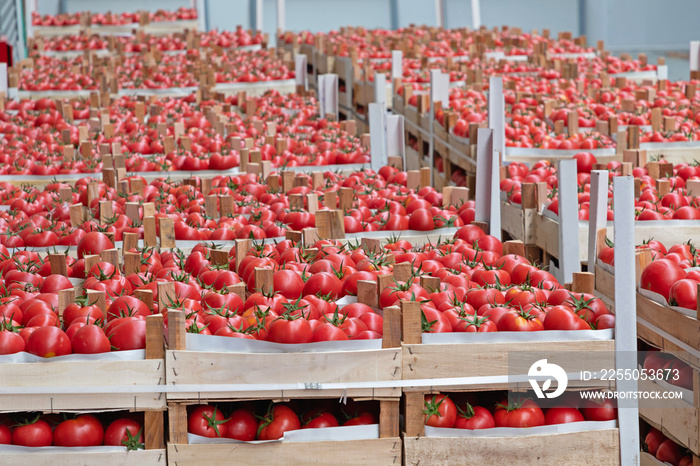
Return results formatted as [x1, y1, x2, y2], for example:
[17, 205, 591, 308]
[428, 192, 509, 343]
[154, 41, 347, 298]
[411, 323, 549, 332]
[273, 270, 304, 299]
[188, 405, 228, 438]
[0, 329, 25, 354]
[12, 416, 53, 446]
[303, 412, 339, 429]
[302, 272, 342, 300]
[104, 418, 144, 450]
[257, 404, 301, 440]
[573, 152, 597, 174]
[71, 324, 111, 354]
[644, 427, 665, 456]
[543, 305, 590, 330]
[544, 406, 584, 425]
[108, 318, 147, 350]
[668, 279, 698, 309]
[0, 424, 9, 444]
[423, 394, 457, 428]
[77, 231, 115, 259]
[640, 259, 686, 300]
[224, 408, 258, 441]
[656, 439, 686, 466]
[53, 414, 104, 447]
[454, 403, 495, 429]
[25, 326, 71, 358]
[497, 309, 544, 331]
[267, 315, 313, 343]
[494, 398, 545, 427]
[580, 398, 617, 421]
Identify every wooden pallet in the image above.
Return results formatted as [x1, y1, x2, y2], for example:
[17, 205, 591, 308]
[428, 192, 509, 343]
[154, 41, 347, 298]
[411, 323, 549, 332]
[0, 314, 165, 412]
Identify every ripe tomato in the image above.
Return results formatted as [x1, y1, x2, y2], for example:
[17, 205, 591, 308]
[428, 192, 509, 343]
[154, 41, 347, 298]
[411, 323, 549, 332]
[25, 326, 71, 358]
[544, 406, 584, 425]
[188, 405, 228, 438]
[454, 403, 495, 429]
[423, 394, 457, 428]
[257, 404, 301, 440]
[12, 416, 53, 446]
[640, 259, 686, 300]
[77, 231, 115, 259]
[656, 439, 686, 466]
[497, 309, 544, 331]
[494, 398, 545, 427]
[644, 427, 665, 456]
[53, 414, 104, 447]
[104, 418, 144, 450]
[580, 398, 617, 421]
[224, 408, 258, 441]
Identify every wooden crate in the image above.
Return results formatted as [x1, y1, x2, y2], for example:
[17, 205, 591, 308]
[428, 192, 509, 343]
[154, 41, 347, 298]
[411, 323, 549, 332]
[403, 428, 620, 466]
[0, 314, 166, 412]
[167, 399, 401, 466]
[638, 365, 700, 457]
[164, 309, 402, 401]
[3, 408, 166, 466]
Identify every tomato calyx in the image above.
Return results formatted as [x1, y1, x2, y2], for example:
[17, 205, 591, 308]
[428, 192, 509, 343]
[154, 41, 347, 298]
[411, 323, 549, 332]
[496, 397, 530, 412]
[422, 395, 448, 419]
[457, 402, 476, 419]
[121, 426, 145, 451]
[203, 406, 227, 437]
[458, 313, 491, 328]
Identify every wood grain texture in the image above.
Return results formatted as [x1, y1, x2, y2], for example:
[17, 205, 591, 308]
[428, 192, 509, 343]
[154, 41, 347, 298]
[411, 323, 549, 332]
[404, 429, 620, 466]
[402, 340, 615, 380]
[3, 449, 165, 466]
[167, 439, 401, 466]
[637, 293, 700, 352]
[166, 348, 401, 386]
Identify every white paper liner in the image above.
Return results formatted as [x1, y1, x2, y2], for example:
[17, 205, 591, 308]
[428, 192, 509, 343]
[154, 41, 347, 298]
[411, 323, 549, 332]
[424, 419, 617, 438]
[186, 333, 381, 353]
[212, 79, 296, 92]
[640, 452, 671, 466]
[639, 140, 700, 150]
[0, 444, 127, 453]
[421, 328, 613, 345]
[0, 349, 144, 364]
[188, 423, 378, 444]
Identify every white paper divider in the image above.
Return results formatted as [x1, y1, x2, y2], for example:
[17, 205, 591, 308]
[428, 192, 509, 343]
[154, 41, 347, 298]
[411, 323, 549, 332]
[421, 328, 613, 345]
[386, 114, 405, 163]
[488, 76, 506, 163]
[691, 41, 700, 71]
[369, 102, 387, 172]
[391, 50, 402, 79]
[186, 333, 381, 354]
[318, 74, 339, 119]
[373, 72, 386, 107]
[612, 175, 640, 466]
[425, 420, 617, 439]
[0, 349, 144, 364]
[189, 424, 378, 445]
[656, 65, 668, 81]
[295, 54, 308, 91]
[557, 159, 581, 284]
[588, 170, 608, 272]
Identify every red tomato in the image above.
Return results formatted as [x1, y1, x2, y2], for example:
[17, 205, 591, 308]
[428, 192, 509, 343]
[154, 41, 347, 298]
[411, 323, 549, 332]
[423, 394, 457, 428]
[53, 414, 104, 447]
[188, 405, 228, 438]
[25, 326, 71, 357]
[494, 398, 545, 427]
[544, 406, 584, 425]
[454, 403, 495, 429]
[257, 404, 301, 440]
[12, 417, 53, 446]
[224, 409, 258, 441]
[104, 418, 144, 450]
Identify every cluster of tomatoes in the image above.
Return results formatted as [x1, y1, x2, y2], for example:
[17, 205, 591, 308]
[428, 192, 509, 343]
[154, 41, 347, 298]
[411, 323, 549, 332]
[20, 48, 292, 91]
[644, 426, 695, 466]
[34, 30, 264, 54]
[0, 412, 146, 449]
[618, 240, 699, 306]
[502, 155, 700, 221]
[422, 392, 616, 430]
[188, 400, 379, 441]
[0, 168, 466, 249]
[0, 91, 371, 174]
[32, 8, 197, 26]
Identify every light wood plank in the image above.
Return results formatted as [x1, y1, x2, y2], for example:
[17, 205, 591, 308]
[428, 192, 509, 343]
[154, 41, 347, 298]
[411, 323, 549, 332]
[404, 429, 620, 466]
[3, 449, 165, 466]
[166, 349, 401, 385]
[167, 439, 401, 466]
